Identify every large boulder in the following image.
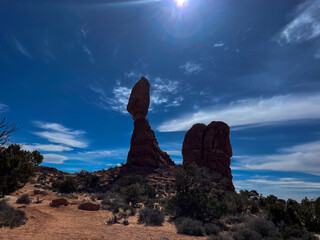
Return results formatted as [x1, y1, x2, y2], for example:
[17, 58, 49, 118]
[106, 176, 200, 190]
[50, 198, 69, 207]
[126, 77, 175, 169]
[127, 76, 150, 120]
[182, 121, 234, 191]
[78, 202, 100, 211]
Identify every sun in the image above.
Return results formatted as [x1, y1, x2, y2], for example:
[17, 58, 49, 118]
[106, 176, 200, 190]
[175, 0, 188, 7]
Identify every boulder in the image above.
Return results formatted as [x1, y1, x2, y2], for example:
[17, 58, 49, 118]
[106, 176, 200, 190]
[50, 198, 69, 207]
[182, 121, 234, 191]
[78, 202, 100, 211]
[127, 76, 150, 120]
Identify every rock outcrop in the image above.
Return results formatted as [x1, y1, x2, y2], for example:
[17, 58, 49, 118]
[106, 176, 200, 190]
[127, 77, 175, 169]
[182, 121, 234, 191]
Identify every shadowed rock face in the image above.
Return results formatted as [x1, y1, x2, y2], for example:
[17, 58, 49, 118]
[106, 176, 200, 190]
[182, 121, 234, 191]
[127, 76, 150, 120]
[127, 77, 175, 168]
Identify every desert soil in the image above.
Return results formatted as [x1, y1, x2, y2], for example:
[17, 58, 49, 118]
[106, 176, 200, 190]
[0, 183, 205, 240]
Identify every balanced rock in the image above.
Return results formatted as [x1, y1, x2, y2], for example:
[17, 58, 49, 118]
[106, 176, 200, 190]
[182, 121, 234, 191]
[127, 77, 175, 168]
[127, 76, 150, 120]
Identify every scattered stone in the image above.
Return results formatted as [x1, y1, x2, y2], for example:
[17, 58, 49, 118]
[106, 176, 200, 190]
[182, 121, 234, 191]
[50, 198, 69, 207]
[78, 202, 100, 211]
[123, 219, 129, 226]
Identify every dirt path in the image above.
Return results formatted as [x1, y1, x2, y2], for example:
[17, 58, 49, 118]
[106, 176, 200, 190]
[0, 184, 204, 240]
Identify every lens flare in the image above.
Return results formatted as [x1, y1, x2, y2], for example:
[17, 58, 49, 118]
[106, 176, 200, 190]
[175, 0, 187, 7]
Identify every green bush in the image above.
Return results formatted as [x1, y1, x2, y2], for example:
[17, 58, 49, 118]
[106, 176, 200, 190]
[248, 218, 279, 238]
[0, 199, 27, 228]
[176, 218, 205, 236]
[138, 207, 165, 226]
[54, 177, 77, 194]
[204, 222, 221, 235]
[16, 194, 31, 204]
[120, 183, 144, 205]
[0, 144, 43, 197]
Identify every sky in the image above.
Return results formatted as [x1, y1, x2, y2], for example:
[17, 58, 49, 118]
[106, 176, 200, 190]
[0, 0, 320, 201]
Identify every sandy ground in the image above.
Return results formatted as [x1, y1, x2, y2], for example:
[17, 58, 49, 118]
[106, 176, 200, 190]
[0, 183, 205, 240]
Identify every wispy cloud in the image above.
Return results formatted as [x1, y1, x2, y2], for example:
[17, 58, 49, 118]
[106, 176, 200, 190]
[43, 154, 68, 164]
[12, 37, 33, 59]
[179, 62, 203, 75]
[233, 140, 320, 176]
[158, 93, 320, 132]
[90, 76, 183, 114]
[21, 144, 73, 152]
[0, 103, 9, 113]
[33, 121, 88, 148]
[213, 42, 225, 47]
[277, 0, 320, 44]
[83, 45, 94, 63]
[234, 175, 320, 201]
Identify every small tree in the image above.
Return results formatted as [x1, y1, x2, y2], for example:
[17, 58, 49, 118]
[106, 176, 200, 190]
[0, 117, 17, 147]
[0, 144, 43, 198]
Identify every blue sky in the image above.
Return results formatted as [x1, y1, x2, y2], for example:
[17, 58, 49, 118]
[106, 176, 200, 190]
[1, 0, 320, 201]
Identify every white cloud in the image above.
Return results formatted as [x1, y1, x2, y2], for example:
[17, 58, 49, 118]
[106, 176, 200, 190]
[90, 77, 183, 114]
[277, 0, 320, 44]
[214, 42, 225, 47]
[21, 144, 73, 152]
[33, 121, 87, 148]
[233, 140, 320, 176]
[179, 62, 203, 75]
[234, 175, 320, 201]
[12, 37, 33, 59]
[83, 45, 94, 63]
[158, 93, 320, 132]
[0, 103, 9, 113]
[43, 154, 68, 164]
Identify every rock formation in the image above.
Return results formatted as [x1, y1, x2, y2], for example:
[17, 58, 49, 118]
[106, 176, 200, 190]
[50, 198, 69, 207]
[182, 121, 234, 191]
[127, 77, 175, 168]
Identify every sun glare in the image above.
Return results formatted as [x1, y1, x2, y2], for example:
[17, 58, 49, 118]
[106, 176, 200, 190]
[175, 0, 187, 7]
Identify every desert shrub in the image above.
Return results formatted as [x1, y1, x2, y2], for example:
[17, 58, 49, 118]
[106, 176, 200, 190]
[16, 194, 31, 204]
[112, 203, 136, 216]
[145, 185, 156, 199]
[268, 203, 286, 225]
[250, 202, 259, 214]
[138, 207, 164, 226]
[281, 224, 304, 239]
[207, 233, 233, 240]
[224, 214, 245, 224]
[0, 144, 43, 197]
[204, 222, 221, 235]
[248, 218, 279, 238]
[176, 218, 205, 236]
[120, 183, 144, 205]
[233, 228, 262, 240]
[54, 177, 77, 194]
[0, 199, 27, 228]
